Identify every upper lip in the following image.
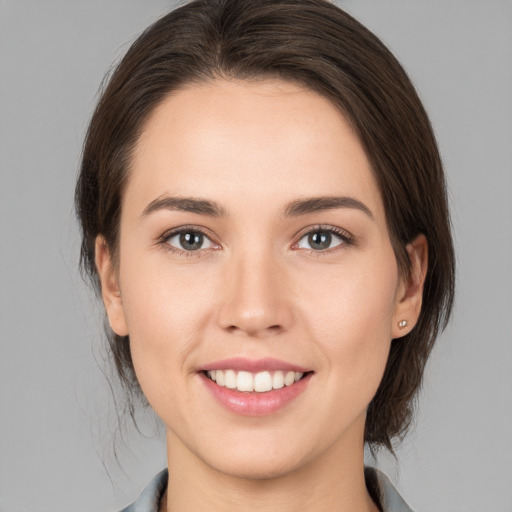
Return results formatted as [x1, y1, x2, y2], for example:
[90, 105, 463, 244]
[200, 357, 310, 373]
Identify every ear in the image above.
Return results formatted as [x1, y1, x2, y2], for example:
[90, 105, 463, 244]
[391, 234, 428, 339]
[94, 236, 129, 337]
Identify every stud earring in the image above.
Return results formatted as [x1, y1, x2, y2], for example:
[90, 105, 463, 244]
[398, 320, 408, 329]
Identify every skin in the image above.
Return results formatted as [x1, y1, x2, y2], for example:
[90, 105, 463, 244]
[96, 78, 427, 512]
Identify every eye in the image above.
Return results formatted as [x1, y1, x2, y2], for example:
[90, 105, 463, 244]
[296, 227, 350, 251]
[165, 229, 217, 252]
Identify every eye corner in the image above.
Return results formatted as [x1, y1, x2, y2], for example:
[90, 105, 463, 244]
[293, 225, 354, 254]
[158, 225, 221, 255]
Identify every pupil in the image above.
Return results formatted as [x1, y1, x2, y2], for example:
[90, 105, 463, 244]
[309, 231, 331, 250]
[180, 232, 203, 250]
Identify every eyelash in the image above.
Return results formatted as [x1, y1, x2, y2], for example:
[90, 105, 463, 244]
[157, 224, 354, 257]
[292, 224, 354, 254]
[158, 225, 219, 257]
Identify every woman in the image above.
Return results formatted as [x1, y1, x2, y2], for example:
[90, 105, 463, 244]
[75, 0, 455, 510]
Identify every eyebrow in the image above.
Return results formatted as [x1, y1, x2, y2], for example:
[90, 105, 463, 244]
[141, 195, 227, 219]
[140, 194, 373, 220]
[283, 196, 374, 219]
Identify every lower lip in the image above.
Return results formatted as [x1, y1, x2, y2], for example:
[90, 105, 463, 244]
[200, 372, 312, 416]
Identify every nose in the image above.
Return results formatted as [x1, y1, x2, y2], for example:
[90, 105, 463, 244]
[216, 249, 294, 338]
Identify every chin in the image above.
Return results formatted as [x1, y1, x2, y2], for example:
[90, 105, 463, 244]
[207, 451, 307, 481]
[192, 430, 317, 481]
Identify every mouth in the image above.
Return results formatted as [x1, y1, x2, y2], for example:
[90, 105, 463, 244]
[203, 369, 311, 393]
[198, 359, 313, 416]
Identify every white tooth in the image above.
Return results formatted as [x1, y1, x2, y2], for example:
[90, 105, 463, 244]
[225, 369, 237, 389]
[254, 371, 272, 392]
[215, 370, 225, 386]
[272, 371, 285, 389]
[284, 371, 295, 386]
[294, 372, 303, 382]
[237, 371, 254, 392]
[210, 370, 216, 381]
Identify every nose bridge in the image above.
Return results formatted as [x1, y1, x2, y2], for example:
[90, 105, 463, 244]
[217, 242, 293, 336]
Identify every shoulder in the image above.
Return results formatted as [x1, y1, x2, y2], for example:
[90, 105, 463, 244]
[365, 467, 415, 512]
[118, 468, 168, 512]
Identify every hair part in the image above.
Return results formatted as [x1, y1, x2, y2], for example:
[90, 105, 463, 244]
[76, 0, 455, 451]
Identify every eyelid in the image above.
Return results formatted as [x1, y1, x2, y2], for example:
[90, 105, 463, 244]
[157, 223, 353, 256]
[158, 225, 221, 254]
[291, 224, 354, 252]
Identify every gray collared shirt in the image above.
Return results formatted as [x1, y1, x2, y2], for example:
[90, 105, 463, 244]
[119, 467, 413, 512]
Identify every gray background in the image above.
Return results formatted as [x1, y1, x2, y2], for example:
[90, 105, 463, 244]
[1, 1, 511, 511]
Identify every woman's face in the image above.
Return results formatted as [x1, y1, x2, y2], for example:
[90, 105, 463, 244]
[98, 78, 423, 479]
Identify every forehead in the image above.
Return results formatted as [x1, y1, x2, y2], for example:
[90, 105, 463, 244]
[127, 78, 385, 224]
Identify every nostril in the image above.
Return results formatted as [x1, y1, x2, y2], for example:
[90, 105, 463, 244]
[225, 323, 283, 335]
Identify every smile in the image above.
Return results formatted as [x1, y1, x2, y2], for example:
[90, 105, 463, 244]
[199, 358, 313, 416]
[205, 369, 305, 393]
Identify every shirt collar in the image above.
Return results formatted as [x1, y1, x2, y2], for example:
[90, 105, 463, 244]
[120, 466, 414, 512]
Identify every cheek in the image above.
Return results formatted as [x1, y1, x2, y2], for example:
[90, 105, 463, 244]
[302, 251, 397, 332]
[117, 250, 218, 408]
[297, 252, 398, 396]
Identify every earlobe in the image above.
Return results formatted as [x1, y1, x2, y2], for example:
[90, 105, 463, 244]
[94, 236, 129, 337]
[392, 234, 428, 339]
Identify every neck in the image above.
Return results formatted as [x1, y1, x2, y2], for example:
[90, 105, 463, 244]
[163, 419, 379, 512]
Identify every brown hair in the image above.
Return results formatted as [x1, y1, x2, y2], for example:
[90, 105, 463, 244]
[76, 0, 455, 451]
